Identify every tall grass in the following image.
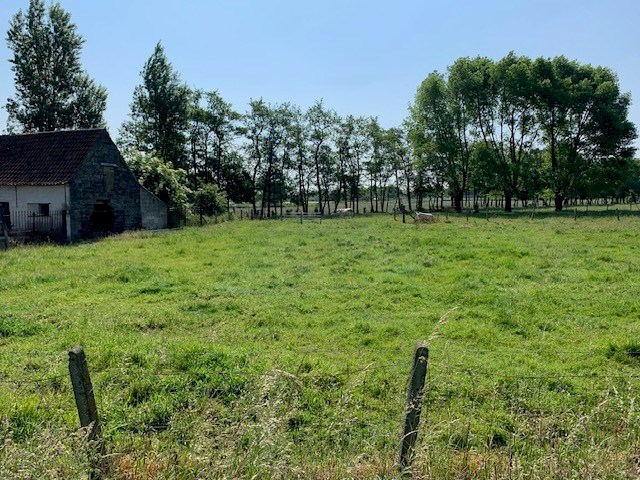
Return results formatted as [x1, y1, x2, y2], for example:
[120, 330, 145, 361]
[1, 211, 640, 478]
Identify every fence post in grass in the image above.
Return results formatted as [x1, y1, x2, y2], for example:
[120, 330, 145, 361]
[399, 342, 429, 476]
[69, 347, 106, 479]
[574, 208, 577, 221]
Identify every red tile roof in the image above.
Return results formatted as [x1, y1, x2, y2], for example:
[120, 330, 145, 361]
[0, 129, 104, 186]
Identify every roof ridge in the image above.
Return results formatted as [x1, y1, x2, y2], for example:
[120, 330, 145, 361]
[0, 128, 106, 138]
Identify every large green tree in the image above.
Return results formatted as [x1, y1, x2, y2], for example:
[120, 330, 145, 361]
[449, 54, 541, 212]
[305, 100, 338, 214]
[6, 0, 107, 132]
[533, 57, 637, 210]
[120, 42, 189, 170]
[409, 72, 472, 212]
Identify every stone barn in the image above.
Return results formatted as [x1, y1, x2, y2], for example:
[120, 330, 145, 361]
[0, 128, 167, 241]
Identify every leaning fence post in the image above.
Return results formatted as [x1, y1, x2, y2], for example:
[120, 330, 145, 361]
[399, 342, 429, 475]
[69, 347, 106, 479]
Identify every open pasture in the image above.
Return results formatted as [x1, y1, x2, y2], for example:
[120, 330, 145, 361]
[1, 211, 640, 478]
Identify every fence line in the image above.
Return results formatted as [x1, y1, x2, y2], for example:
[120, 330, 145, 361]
[8, 209, 66, 236]
[2, 342, 640, 478]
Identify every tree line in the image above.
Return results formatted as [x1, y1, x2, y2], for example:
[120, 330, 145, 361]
[6, 1, 638, 215]
[409, 53, 637, 212]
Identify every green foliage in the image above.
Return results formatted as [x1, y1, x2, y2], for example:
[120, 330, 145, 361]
[119, 42, 190, 169]
[186, 90, 251, 203]
[6, 0, 107, 132]
[413, 54, 637, 212]
[191, 183, 226, 216]
[125, 150, 189, 207]
[532, 56, 637, 210]
[409, 71, 472, 211]
[0, 314, 41, 338]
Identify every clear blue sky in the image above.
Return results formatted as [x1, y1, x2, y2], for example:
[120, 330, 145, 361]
[0, 0, 639, 147]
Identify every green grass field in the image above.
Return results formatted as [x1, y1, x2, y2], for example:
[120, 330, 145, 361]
[1, 210, 640, 479]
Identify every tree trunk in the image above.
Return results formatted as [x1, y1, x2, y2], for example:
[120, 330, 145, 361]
[504, 192, 513, 212]
[554, 193, 564, 212]
[453, 191, 464, 212]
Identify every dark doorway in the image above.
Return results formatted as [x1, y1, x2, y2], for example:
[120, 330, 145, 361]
[0, 202, 11, 231]
[90, 200, 114, 234]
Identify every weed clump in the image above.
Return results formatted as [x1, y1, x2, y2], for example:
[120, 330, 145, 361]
[606, 342, 640, 365]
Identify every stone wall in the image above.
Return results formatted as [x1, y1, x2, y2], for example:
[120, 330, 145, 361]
[68, 131, 141, 239]
[140, 186, 167, 230]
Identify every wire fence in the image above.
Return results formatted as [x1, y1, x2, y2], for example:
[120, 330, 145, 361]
[1, 343, 639, 478]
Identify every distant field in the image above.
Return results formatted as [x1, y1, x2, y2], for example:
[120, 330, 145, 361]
[2, 211, 640, 479]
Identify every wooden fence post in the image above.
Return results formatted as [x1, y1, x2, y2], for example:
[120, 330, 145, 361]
[69, 347, 106, 479]
[399, 342, 429, 475]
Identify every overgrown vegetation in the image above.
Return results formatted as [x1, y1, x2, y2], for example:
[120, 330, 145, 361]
[1, 212, 640, 478]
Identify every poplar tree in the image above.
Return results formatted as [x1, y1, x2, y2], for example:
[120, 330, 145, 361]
[6, 0, 107, 132]
[120, 42, 189, 169]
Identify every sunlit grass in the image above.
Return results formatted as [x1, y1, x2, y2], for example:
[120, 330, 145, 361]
[1, 210, 640, 478]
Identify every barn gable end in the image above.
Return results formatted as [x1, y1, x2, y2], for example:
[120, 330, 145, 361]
[0, 129, 166, 241]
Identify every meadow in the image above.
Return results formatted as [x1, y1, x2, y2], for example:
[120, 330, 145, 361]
[1, 210, 640, 479]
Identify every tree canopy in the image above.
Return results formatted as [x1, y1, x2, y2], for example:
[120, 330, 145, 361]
[6, 0, 107, 132]
[119, 42, 190, 170]
[111, 47, 636, 216]
[410, 54, 637, 211]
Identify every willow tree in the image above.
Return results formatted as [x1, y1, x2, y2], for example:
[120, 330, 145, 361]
[409, 71, 472, 212]
[533, 57, 636, 210]
[448, 54, 541, 212]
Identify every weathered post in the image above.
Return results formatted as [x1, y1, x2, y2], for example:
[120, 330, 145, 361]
[69, 347, 106, 479]
[617, 208, 620, 221]
[574, 208, 577, 221]
[399, 342, 429, 476]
